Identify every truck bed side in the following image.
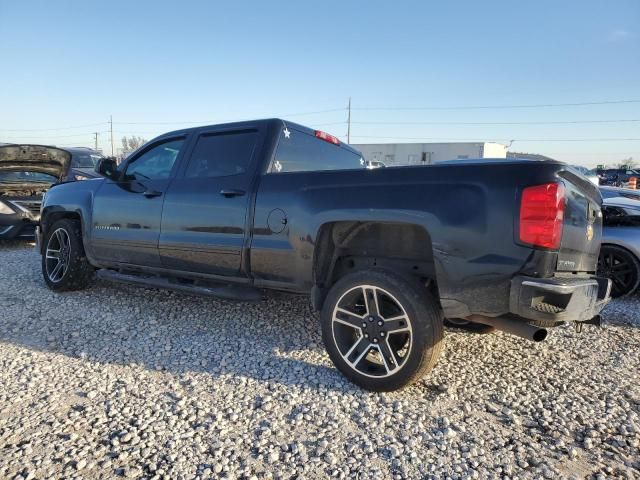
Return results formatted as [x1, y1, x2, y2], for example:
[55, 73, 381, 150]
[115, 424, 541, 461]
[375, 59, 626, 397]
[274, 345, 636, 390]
[250, 161, 601, 318]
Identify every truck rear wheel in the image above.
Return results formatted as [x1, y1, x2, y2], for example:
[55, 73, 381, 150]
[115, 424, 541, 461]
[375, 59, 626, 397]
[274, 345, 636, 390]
[42, 219, 94, 291]
[320, 269, 444, 392]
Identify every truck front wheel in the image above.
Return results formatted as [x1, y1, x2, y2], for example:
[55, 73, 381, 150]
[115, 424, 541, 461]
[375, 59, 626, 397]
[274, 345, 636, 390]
[320, 269, 444, 392]
[42, 219, 94, 291]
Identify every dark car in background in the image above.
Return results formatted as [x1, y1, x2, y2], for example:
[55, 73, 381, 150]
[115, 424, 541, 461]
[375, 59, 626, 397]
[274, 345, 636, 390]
[598, 168, 640, 187]
[0, 145, 70, 239]
[65, 147, 104, 180]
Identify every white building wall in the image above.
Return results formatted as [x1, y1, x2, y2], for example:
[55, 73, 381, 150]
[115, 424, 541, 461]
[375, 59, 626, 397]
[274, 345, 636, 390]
[482, 142, 509, 159]
[352, 142, 507, 166]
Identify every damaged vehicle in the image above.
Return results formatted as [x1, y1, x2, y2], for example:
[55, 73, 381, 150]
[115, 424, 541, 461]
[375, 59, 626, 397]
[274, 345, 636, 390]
[0, 145, 70, 240]
[37, 119, 611, 391]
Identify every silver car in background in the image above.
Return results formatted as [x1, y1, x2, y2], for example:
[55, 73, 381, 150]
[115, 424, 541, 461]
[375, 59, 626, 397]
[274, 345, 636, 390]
[599, 188, 640, 297]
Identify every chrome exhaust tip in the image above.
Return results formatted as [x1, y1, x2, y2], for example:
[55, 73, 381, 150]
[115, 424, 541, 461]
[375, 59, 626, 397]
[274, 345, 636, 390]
[466, 315, 548, 342]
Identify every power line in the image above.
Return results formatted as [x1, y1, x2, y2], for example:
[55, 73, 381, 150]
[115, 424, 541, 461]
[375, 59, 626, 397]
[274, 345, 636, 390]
[0, 131, 110, 140]
[0, 122, 107, 132]
[354, 99, 640, 111]
[353, 119, 640, 126]
[351, 135, 640, 142]
[116, 108, 348, 126]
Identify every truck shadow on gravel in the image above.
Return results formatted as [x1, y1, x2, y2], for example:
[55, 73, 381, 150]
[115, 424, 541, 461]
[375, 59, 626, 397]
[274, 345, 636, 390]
[1, 275, 372, 392]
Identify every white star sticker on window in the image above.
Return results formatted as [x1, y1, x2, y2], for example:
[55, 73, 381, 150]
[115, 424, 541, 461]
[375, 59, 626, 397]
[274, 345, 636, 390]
[283, 128, 291, 139]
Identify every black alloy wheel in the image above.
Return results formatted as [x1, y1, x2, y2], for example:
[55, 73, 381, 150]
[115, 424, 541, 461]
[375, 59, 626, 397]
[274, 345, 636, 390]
[598, 245, 640, 297]
[42, 219, 95, 291]
[45, 227, 72, 283]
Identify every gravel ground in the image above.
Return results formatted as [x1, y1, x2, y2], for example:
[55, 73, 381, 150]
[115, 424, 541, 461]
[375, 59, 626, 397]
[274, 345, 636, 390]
[0, 240, 639, 480]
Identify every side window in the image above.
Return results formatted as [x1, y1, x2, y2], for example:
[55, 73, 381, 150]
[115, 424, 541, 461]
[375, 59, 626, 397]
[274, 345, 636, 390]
[272, 130, 364, 173]
[125, 139, 184, 180]
[185, 130, 258, 178]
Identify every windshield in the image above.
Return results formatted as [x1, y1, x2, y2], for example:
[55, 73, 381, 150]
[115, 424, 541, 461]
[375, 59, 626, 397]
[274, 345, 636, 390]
[71, 152, 104, 168]
[0, 171, 58, 184]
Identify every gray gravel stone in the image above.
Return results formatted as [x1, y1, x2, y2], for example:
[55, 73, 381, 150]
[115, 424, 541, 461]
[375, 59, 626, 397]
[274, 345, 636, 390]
[0, 241, 639, 479]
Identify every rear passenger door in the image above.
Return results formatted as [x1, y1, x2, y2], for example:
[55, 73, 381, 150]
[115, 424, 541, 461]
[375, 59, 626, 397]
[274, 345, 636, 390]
[159, 127, 263, 277]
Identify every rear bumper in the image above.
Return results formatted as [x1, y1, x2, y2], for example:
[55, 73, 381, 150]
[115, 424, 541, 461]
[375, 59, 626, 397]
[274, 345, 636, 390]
[510, 275, 611, 323]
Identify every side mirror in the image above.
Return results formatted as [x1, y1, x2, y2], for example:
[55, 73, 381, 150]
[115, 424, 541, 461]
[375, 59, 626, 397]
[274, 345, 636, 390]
[96, 157, 119, 180]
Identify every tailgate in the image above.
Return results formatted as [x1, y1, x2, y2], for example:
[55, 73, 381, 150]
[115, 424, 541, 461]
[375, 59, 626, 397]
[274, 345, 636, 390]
[556, 169, 602, 272]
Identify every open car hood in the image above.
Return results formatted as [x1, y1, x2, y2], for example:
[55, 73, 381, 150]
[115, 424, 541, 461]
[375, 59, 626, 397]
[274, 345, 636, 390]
[0, 144, 71, 180]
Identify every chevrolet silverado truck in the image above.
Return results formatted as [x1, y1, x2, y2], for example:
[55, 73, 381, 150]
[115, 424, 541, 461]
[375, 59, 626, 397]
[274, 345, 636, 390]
[37, 119, 611, 391]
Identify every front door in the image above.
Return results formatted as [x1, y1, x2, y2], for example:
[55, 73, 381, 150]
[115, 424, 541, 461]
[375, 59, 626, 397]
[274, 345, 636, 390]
[90, 137, 186, 267]
[159, 127, 262, 277]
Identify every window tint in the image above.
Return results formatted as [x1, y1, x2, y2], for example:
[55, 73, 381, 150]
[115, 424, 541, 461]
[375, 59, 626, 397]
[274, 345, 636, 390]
[272, 130, 364, 173]
[185, 130, 258, 178]
[125, 139, 184, 180]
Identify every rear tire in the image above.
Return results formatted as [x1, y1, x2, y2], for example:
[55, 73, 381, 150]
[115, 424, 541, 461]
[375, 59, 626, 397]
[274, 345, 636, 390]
[598, 245, 640, 298]
[320, 269, 444, 392]
[42, 219, 94, 291]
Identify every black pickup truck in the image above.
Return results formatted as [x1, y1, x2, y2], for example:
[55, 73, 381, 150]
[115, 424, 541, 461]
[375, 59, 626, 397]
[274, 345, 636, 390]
[37, 119, 611, 391]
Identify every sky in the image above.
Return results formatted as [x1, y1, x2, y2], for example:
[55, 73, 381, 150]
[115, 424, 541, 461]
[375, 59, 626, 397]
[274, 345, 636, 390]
[0, 0, 638, 166]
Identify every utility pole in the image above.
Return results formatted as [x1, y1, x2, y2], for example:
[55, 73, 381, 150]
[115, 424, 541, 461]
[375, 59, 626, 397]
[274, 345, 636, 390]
[347, 97, 351, 144]
[109, 115, 114, 156]
[93, 132, 99, 151]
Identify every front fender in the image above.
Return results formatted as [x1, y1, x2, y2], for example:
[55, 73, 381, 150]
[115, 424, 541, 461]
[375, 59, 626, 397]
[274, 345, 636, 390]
[40, 179, 102, 253]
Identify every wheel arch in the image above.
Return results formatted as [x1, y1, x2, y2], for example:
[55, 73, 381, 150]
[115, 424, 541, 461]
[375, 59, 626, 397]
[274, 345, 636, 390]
[311, 220, 439, 310]
[599, 242, 640, 297]
[600, 241, 640, 262]
[40, 210, 84, 254]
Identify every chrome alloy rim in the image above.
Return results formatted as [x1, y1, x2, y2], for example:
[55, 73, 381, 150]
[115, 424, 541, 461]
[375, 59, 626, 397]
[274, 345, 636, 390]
[45, 228, 71, 283]
[331, 285, 413, 378]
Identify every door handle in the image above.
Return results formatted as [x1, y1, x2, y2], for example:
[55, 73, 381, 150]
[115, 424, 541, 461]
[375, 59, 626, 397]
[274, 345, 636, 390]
[143, 190, 162, 198]
[220, 189, 246, 198]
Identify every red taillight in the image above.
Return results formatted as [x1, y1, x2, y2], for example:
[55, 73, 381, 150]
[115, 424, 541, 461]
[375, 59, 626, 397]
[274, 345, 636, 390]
[519, 182, 565, 249]
[315, 130, 340, 145]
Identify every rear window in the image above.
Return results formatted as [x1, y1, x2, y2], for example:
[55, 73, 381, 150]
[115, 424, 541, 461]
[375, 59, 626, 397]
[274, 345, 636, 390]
[71, 152, 104, 168]
[271, 129, 364, 173]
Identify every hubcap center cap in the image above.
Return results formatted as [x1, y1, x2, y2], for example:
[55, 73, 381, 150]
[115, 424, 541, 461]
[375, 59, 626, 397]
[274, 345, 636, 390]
[363, 315, 386, 340]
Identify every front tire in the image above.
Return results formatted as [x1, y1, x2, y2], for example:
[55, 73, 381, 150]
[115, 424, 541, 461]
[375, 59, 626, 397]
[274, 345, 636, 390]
[320, 269, 444, 392]
[42, 219, 94, 291]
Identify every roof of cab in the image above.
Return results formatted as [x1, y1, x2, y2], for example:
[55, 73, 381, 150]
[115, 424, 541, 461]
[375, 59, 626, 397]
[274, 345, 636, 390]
[155, 118, 362, 156]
